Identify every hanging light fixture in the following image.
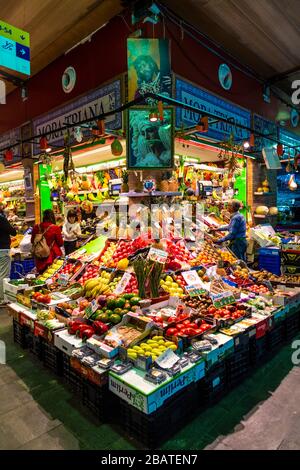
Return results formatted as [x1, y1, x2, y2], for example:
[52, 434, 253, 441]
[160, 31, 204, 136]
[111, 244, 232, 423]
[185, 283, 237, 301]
[196, 116, 208, 132]
[277, 143, 284, 157]
[39, 136, 51, 153]
[92, 119, 105, 136]
[4, 149, 13, 162]
[149, 110, 158, 122]
[243, 141, 250, 149]
[157, 101, 164, 121]
[294, 151, 300, 171]
[74, 126, 83, 143]
[249, 133, 255, 147]
[288, 174, 298, 191]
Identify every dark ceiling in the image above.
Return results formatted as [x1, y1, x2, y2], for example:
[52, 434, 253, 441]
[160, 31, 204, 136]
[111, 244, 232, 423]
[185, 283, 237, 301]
[161, 0, 300, 110]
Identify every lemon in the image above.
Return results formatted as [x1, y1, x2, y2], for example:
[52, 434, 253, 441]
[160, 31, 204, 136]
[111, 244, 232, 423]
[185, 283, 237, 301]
[152, 336, 164, 340]
[128, 352, 137, 359]
[147, 339, 156, 344]
[168, 344, 177, 351]
[117, 258, 129, 270]
[144, 351, 152, 357]
[152, 348, 161, 355]
[165, 341, 174, 347]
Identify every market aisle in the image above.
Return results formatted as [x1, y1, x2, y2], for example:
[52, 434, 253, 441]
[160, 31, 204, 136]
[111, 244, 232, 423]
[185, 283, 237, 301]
[0, 311, 80, 450]
[206, 365, 300, 450]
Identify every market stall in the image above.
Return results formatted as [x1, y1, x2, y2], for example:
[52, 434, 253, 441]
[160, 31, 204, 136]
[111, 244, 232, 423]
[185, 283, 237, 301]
[0, 167, 35, 278]
[6, 230, 300, 447]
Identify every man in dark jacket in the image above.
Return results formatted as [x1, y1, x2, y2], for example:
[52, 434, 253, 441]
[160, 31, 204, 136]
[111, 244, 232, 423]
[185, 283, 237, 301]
[0, 204, 17, 305]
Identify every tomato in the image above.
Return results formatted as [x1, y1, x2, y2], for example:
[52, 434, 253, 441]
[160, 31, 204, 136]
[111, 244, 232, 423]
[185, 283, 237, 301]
[176, 323, 186, 330]
[208, 306, 217, 315]
[182, 320, 192, 326]
[195, 328, 204, 335]
[166, 327, 177, 336]
[188, 323, 198, 329]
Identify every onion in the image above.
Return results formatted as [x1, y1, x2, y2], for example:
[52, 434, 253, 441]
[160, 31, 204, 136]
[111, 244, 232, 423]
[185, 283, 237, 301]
[97, 295, 107, 307]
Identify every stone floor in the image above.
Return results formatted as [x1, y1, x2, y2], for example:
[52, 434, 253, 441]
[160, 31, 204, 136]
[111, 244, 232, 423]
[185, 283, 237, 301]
[0, 308, 299, 450]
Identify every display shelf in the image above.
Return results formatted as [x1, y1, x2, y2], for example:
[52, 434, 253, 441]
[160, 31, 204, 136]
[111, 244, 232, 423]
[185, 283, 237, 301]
[120, 191, 182, 198]
[76, 189, 107, 194]
[4, 196, 26, 201]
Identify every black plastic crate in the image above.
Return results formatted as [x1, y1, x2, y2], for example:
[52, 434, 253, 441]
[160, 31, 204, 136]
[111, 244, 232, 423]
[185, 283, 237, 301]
[13, 319, 27, 348]
[197, 361, 227, 406]
[249, 335, 268, 366]
[82, 379, 111, 421]
[62, 353, 84, 396]
[285, 312, 300, 342]
[266, 322, 285, 353]
[41, 339, 63, 375]
[118, 383, 198, 448]
[233, 329, 251, 353]
[226, 348, 250, 388]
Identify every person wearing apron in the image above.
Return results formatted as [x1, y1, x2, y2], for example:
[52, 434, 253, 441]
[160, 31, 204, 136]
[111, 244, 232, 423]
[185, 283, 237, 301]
[211, 200, 247, 261]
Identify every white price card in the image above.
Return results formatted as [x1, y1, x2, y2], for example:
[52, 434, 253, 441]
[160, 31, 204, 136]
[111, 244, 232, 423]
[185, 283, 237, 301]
[155, 348, 179, 369]
[181, 270, 201, 286]
[147, 247, 168, 264]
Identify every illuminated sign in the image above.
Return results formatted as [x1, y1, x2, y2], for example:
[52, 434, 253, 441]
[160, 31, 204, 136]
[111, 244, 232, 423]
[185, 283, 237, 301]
[0, 20, 30, 76]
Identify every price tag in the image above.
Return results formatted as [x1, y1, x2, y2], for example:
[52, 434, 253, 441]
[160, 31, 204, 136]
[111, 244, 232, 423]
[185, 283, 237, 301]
[147, 247, 168, 264]
[114, 272, 132, 295]
[155, 349, 179, 369]
[210, 291, 236, 308]
[85, 299, 98, 318]
[57, 274, 70, 286]
[181, 270, 201, 286]
[46, 278, 53, 286]
[185, 284, 208, 297]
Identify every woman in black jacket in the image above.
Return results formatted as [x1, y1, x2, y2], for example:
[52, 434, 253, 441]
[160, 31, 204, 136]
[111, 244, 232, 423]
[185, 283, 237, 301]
[0, 204, 17, 306]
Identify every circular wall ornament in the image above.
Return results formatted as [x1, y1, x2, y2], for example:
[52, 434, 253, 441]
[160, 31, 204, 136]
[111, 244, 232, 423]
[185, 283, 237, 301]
[62, 66, 76, 93]
[218, 63, 232, 90]
[290, 108, 299, 128]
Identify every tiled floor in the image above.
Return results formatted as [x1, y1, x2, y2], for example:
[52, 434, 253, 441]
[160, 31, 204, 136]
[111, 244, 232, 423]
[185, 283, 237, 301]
[0, 309, 299, 450]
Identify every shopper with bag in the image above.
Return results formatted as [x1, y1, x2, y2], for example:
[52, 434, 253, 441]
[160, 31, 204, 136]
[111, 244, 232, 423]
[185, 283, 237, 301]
[62, 209, 82, 255]
[0, 204, 17, 306]
[31, 209, 63, 274]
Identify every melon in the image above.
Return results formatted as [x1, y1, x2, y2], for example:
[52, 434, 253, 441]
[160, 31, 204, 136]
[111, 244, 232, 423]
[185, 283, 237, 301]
[269, 207, 278, 216]
[255, 206, 269, 215]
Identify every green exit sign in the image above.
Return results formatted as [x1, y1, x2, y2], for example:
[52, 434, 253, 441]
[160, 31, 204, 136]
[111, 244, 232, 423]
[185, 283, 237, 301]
[0, 20, 30, 76]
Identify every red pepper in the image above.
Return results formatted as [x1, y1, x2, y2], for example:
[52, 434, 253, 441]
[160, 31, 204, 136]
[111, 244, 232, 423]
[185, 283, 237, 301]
[79, 326, 95, 340]
[75, 324, 89, 337]
[68, 320, 84, 335]
[93, 321, 108, 335]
